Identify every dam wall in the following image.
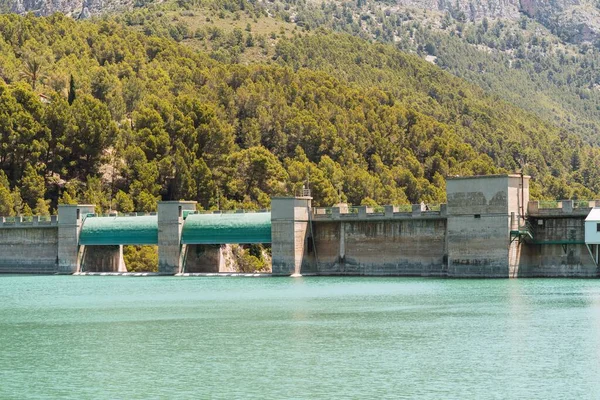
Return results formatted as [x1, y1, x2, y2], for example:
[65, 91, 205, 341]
[310, 207, 447, 276]
[515, 201, 599, 277]
[0, 217, 58, 274]
[1, 174, 599, 277]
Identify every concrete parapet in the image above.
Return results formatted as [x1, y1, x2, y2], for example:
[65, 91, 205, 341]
[529, 207, 592, 218]
[311, 204, 447, 221]
[157, 201, 197, 274]
[0, 215, 57, 228]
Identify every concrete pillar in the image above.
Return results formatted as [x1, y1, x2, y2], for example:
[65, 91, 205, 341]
[357, 206, 367, 219]
[440, 204, 447, 217]
[157, 201, 197, 274]
[339, 222, 345, 265]
[412, 204, 424, 217]
[57, 204, 96, 274]
[384, 205, 394, 218]
[331, 207, 340, 220]
[561, 200, 573, 213]
[271, 196, 312, 276]
[528, 201, 539, 214]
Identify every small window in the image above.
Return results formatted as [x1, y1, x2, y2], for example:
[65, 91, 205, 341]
[474, 214, 481, 219]
[178, 206, 183, 218]
[76, 209, 80, 220]
[597, 222, 600, 232]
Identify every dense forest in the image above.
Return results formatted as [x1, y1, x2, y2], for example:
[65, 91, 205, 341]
[126, 0, 600, 144]
[0, 12, 598, 223]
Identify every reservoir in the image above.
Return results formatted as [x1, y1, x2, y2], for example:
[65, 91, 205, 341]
[1, 276, 600, 399]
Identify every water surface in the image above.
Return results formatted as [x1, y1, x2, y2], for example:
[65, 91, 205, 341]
[1, 276, 600, 399]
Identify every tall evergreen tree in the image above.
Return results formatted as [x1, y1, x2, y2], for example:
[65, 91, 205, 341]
[67, 74, 76, 105]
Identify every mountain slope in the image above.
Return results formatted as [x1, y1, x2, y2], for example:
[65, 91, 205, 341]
[0, 13, 599, 219]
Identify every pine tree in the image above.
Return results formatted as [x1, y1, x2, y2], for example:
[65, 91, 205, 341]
[68, 74, 76, 105]
[22, 203, 33, 216]
[20, 165, 45, 209]
[33, 198, 50, 216]
[0, 171, 14, 216]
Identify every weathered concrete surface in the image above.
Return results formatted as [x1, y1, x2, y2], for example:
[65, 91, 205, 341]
[57, 204, 95, 274]
[184, 244, 223, 273]
[157, 201, 196, 274]
[313, 219, 446, 276]
[81, 245, 126, 273]
[0, 227, 58, 273]
[519, 243, 597, 277]
[271, 197, 312, 276]
[446, 175, 529, 277]
[517, 217, 598, 277]
[447, 215, 511, 277]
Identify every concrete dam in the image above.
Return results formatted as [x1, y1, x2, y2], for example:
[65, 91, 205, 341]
[2, 174, 600, 277]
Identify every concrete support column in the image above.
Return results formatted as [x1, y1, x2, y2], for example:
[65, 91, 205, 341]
[158, 201, 197, 275]
[271, 197, 312, 276]
[384, 205, 394, 218]
[412, 203, 425, 217]
[561, 200, 573, 213]
[339, 222, 345, 265]
[331, 207, 340, 220]
[357, 206, 367, 218]
[57, 204, 96, 274]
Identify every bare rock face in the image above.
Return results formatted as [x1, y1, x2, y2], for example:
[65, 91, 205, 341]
[395, 0, 600, 43]
[2, 0, 599, 44]
[78, 6, 90, 18]
[396, 0, 523, 20]
[8, 0, 132, 18]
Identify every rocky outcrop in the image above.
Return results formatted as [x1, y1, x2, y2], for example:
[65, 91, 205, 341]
[2, 0, 600, 44]
[396, 0, 522, 20]
[395, 0, 599, 43]
[8, 0, 133, 18]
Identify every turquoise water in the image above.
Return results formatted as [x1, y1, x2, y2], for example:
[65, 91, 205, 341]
[1, 276, 600, 399]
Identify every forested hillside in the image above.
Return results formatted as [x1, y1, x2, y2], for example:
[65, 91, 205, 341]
[0, 13, 598, 219]
[122, 0, 600, 144]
